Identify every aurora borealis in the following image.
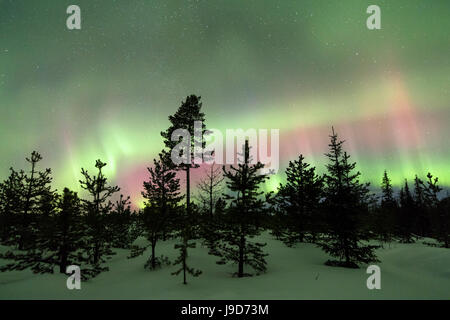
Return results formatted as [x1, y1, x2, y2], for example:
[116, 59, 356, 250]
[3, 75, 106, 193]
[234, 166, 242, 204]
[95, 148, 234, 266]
[1, 0, 449, 207]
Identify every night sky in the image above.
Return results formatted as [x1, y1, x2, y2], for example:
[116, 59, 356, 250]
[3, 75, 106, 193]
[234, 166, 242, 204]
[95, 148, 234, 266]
[1, 0, 449, 206]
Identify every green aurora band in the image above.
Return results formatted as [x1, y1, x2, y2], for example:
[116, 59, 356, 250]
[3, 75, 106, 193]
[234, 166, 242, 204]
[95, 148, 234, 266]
[0, 0, 449, 207]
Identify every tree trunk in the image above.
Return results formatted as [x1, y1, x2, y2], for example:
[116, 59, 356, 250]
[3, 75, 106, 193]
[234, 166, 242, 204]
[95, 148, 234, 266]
[94, 242, 99, 264]
[343, 237, 350, 265]
[238, 232, 245, 278]
[151, 240, 156, 269]
[209, 172, 213, 217]
[186, 166, 190, 217]
[60, 249, 68, 274]
[183, 163, 192, 284]
[183, 239, 187, 285]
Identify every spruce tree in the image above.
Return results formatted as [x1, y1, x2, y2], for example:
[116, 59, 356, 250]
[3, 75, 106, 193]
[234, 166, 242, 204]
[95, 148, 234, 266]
[109, 194, 134, 249]
[0, 152, 52, 250]
[16, 152, 52, 250]
[32, 188, 84, 274]
[413, 175, 430, 237]
[318, 128, 378, 268]
[214, 140, 269, 277]
[398, 179, 415, 243]
[0, 188, 86, 275]
[52, 188, 84, 273]
[376, 170, 397, 244]
[435, 195, 450, 248]
[381, 170, 395, 206]
[273, 155, 323, 245]
[0, 169, 24, 245]
[129, 156, 183, 270]
[79, 159, 118, 278]
[422, 173, 448, 248]
[161, 95, 208, 284]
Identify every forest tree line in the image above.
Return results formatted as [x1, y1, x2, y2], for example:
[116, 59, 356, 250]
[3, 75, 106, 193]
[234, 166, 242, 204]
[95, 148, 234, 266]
[0, 95, 449, 284]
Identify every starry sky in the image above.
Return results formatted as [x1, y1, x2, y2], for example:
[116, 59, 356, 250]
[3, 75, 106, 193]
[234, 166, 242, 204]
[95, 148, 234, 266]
[1, 0, 449, 206]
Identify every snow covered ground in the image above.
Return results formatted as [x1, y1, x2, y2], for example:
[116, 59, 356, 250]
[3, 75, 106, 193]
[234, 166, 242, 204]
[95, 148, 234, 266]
[0, 233, 449, 299]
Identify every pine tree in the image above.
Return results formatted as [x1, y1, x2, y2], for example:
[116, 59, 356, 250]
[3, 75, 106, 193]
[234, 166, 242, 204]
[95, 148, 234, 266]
[318, 128, 379, 268]
[32, 188, 84, 274]
[422, 173, 448, 248]
[160, 95, 208, 216]
[398, 179, 415, 243]
[214, 140, 269, 277]
[375, 170, 397, 244]
[273, 155, 323, 245]
[196, 164, 224, 253]
[161, 95, 209, 284]
[52, 188, 85, 273]
[435, 195, 450, 248]
[171, 221, 202, 283]
[0, 152, 52, 251]
[381, 170, 395, 206]
[0, 169, 24, 245]
[109, 194, 134, 249]
[413, 175, 430, 237]
[129, 156, 183, 270]
[79, 159, 119, 278]
[16, 152, 53, 250]
[0, 188, 86, 275]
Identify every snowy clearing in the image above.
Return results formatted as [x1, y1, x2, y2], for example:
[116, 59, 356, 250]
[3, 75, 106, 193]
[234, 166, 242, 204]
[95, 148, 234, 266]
[0, 233, 449, 299]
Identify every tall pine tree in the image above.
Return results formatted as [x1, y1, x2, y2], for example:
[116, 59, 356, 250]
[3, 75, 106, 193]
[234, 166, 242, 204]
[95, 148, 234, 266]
[161, 95, 208, 284]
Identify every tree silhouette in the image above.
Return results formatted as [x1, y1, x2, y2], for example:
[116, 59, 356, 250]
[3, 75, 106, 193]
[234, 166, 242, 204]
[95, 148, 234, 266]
[79, 159, 119, 277]
[129, 156, 183, 270]
[196, 164, 224, 218]
[214, 140, 269, 277]
[161, 95, 208, 284]
[318, 128, 379, 268]
[374, 170, 397, 244]
[422, 173, 448, 248]
[17, 152, 53, 250]
[108, 194, 134, 249]
[53, 188, 84, 273]
[413, 175, 430, 237]
[0, 188, 85, 275]
[398, 179, 415, 243]
[0, 169, 24, 245]
[273, 155, 323, 245]
[435, 195, 450, 248]
[196, 164, 224, 254]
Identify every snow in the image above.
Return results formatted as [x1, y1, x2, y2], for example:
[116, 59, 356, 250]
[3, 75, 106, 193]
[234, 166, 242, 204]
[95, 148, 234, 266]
[0, 233, 449, 299]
